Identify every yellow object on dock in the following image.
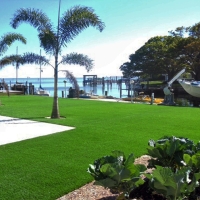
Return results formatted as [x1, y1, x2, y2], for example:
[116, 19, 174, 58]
[122, 95, 164, 104]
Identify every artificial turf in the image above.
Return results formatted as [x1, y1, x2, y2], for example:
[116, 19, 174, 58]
[0, 95, 199, 200]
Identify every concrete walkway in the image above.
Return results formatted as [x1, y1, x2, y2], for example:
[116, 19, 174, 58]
[80, 98, 130, 103]
[0, 115, 75, 146]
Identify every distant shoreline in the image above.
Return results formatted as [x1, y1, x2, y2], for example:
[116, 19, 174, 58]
[2, 75, 123, 79]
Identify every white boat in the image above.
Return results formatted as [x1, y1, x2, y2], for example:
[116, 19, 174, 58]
[178, 79, 200, 98]
[35, 87, 50, 96]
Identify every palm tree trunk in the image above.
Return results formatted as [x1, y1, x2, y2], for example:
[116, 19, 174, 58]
[51, 0, 61, 119]
[51, 56, 60, 118]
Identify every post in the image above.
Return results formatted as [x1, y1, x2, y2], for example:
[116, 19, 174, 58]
[120, 80, 122, 99]
[151, 93, 154, 105]
[63, 80, 67, 98]
[130, 79, 134, 103]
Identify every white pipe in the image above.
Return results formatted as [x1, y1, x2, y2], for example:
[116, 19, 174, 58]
[168, 68, 185, 86]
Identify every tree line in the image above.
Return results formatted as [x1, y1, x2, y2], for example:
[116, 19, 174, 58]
[120, 22, 200, 81]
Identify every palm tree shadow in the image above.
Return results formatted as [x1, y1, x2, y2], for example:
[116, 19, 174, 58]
[22, 116, 66, 120]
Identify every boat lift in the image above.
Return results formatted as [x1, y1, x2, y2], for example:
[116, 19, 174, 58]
[162, 68, 186, 105]
[167, 68, 185, 87]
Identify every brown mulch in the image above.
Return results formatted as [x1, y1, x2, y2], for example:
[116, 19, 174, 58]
[57, 181, 118, 200]
[56, 155, 151, 200]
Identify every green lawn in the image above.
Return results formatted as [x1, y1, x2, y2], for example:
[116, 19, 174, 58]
[0, 95, 199, 200]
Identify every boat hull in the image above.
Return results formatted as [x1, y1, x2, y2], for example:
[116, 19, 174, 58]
[35, 89, 50, 96]
[178, 80, 200, 98]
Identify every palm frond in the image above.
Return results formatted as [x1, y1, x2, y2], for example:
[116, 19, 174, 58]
[22, 52, 50, 65]
[10, 8, 52, 32]
[0, 55, 23, 68]
[2, 79, 9, 96]
[0, 57, 12, 68]
[61, 70, 80, 97]
[10, 8, 57, 55]
[0, 33, 26, 55]
[0, 53, 50, 68]
[38, 31, 57, 55]
[61, 52, 93, 72]
[59, 6, 105, 46]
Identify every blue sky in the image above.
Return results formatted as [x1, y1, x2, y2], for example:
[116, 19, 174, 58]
[1, 0, 200, 78]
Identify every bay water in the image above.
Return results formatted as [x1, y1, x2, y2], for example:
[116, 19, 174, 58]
[3, 77, 129, 98]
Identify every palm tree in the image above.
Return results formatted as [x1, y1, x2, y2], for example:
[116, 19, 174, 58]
[0, 32, 26, 95]
[10, 4, 105, 118]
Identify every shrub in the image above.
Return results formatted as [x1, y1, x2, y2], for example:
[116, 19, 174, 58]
[88, 136, 200, 200]
[87, 150, 146, 199]
[147, 136, 196, 171]
[145, 165, 200, 200]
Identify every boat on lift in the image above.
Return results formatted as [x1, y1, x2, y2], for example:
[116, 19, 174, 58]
[170, 68, 200, 98]
[160, 68, 200, 104]
[178, 79, 200, 98]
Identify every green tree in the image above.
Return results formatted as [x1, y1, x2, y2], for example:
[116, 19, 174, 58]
[120, 36, 187, 80]
[168, 26, 189, 37]
[9, 5, 105, 118]
[169, 23, 200, 80]
[188, 22, 200, 38]
[121, 21, 200, 80]
[183, 39, 200, 79]
[120, 54, 143, 78]
[182, 23, 200, 80]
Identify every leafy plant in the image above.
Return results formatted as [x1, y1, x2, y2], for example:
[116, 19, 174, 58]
[147, 136, 196, 171]
[183, 153, 200, 172]
[145, 165, 200, 200]
[146, 137, 200, 199]
[87, 150, 146, 199]
[88, 136, 200, 199]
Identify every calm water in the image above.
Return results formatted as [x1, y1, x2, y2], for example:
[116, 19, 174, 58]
[3, 77, 129, 98]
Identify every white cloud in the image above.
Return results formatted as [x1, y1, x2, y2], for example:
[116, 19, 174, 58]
[0, 36, 148, 79]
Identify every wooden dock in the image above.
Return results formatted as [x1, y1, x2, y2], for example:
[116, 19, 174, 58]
[83, 75, 122, 86]
[0, 90, 24, 95]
